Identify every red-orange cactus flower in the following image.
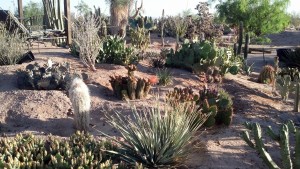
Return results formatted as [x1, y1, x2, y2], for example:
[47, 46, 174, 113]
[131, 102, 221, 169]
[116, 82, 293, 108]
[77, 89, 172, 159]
[148, 75, 158, 85]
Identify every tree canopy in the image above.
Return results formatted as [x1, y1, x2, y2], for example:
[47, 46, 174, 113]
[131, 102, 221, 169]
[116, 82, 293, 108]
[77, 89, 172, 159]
[74, 0, 92, 15]
[23, 0, 44, 18]
[216, 0, 290, 36]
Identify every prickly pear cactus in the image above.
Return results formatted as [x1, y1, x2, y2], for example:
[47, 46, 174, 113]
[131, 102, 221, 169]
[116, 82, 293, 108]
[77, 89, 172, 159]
[202, 99, 218, 127]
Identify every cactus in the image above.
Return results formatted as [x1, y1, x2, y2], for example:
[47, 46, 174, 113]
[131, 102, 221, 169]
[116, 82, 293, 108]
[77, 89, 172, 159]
[161, 9, 166, 47]
[233, 43, 238, 57]
[205, 66, 222, 83]
[258, 65, 275, 84]
[242, 121, 300, 169]
[69, 77, 91, 132]
[0, 131, 122, 168]
[215, 89, 234, 126]
[278, 67, 300, 82]
[202, 99, 218, 127]
[276, 75, 293, 101]
[244, 33, 249, 60]
[98, 36, 138, 66]
[166, 87, 199, 107]
[274, 56, 279, 75]
[130, 26, 150, 54]
[238, 21, 243, 55]
[109, 65, 152, 100]
[167, 86, 233, 127]
[295, 83, 300, 112]
[16, 61, 83, 90]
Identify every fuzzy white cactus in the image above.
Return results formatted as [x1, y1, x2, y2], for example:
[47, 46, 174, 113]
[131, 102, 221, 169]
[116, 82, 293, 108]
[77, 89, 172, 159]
[68, 77, 91, 132]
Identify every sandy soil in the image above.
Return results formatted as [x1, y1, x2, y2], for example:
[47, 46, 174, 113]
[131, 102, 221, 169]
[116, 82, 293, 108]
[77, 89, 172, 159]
[1, 31, 300, 168]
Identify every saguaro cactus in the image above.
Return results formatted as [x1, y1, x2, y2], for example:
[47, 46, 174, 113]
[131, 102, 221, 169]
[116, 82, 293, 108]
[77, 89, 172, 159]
[294, 82, 300, 112]
[244, 33, 249, 60]
[242, 121, 300, 169]
[238, 21, 243, 55]
[161, 9, 166, 47]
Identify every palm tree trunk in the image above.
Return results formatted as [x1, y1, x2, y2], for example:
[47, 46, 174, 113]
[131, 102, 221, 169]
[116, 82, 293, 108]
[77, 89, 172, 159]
[110, 2, 129, 37]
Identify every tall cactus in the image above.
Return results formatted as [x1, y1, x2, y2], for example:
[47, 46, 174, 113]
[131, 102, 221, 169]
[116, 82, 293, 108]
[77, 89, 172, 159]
[161, 9, 166, 47]
[294, 83, 300, 112]
[242, 121, 300, 169]
[244, 33, 249, 60]
[237, 21, 243, 55]
[233, 43, 238, 57]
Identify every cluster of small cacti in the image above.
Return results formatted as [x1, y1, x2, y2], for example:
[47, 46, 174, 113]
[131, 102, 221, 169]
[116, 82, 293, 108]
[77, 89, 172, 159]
[17, 61, 69, 90]
[257, 65, 276, 84]
[198, 87, 234, 126]
[130, 26, 150, 54]
[0, 131, 128, 168]
[17, 60, 88, 91]
[276, 75, 293, 101]
[109, 65, 152, 100]
[206, 66, 222, 83]
[241, 120, 300, 169]
[166, 86, 234, 127]
[129, 16, 155, 31]
[201, 99, 218, 127]
[166, 87, 199, 107]
[278, 67, 300, 81]
[148, 49, 169, 68]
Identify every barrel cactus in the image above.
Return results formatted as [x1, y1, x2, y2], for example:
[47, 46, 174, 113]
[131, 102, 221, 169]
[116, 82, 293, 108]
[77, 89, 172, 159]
[257, 65, 275, 84]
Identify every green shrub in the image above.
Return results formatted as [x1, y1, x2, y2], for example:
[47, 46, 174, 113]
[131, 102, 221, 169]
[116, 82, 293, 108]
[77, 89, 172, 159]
[157, 68, 173, 86]
[0, 22, 28, 66]
[104, 101, 209, 168]
[97, 36, 138, 66]
[251, 36, 272, 45]
[0, 131, 120, 168]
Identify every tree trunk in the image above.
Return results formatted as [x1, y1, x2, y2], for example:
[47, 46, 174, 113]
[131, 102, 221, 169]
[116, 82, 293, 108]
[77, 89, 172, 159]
[110, 3, 129, 37]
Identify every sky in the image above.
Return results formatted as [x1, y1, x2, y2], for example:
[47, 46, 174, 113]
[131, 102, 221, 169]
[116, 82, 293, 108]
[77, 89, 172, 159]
[0, 0, 299, 18]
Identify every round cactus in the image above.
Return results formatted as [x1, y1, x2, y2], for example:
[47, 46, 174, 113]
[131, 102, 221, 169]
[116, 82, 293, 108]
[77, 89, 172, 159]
[258, 65, 275, 84]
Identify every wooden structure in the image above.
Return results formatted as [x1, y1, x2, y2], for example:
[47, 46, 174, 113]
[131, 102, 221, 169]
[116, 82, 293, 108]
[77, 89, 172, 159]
[17, 0, 71, 45]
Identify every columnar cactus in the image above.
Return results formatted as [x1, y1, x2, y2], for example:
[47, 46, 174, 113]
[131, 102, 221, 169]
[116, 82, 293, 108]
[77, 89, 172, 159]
[242, 121, 300, 169]
[276, 75, 292, 101]
[244, 33, 249, 60]
[109, 65, 152, 100]
[69, 77, 91, 132]
[238, 21, 243, 55]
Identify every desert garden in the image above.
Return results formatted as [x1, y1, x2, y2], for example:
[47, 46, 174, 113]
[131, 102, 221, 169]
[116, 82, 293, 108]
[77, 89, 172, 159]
[0, 0, 300, 168]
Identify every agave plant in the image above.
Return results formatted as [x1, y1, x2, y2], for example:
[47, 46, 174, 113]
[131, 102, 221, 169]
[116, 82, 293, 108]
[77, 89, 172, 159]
[156, 68, 173, 86]
[104, 102, 209, 168]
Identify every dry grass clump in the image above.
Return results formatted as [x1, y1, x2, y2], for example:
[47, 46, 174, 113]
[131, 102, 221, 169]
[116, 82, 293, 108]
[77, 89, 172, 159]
[0, 22, 27, 66]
